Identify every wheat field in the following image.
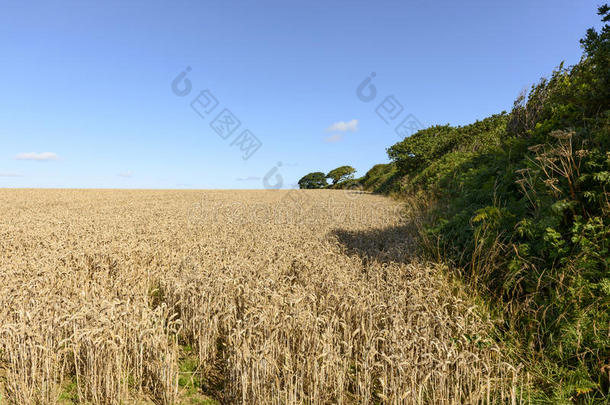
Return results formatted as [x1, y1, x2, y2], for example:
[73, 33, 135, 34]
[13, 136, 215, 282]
[0, 189, 524, 404]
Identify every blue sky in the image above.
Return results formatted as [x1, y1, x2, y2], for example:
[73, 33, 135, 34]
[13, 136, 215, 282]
[0, 0, 603, 189]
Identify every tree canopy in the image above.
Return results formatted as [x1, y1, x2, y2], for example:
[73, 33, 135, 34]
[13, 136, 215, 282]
[298, 172, 328, 189]
[326, 165, 356, 186]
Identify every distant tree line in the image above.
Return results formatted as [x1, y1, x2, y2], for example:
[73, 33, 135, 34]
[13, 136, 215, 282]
[298, 165, 356, 189]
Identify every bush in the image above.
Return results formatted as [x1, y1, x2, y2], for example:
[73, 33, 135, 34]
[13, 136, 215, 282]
[364, 6, 610, 401]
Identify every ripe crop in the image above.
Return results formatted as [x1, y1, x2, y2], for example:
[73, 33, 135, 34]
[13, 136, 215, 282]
[0, 189, 524, 404]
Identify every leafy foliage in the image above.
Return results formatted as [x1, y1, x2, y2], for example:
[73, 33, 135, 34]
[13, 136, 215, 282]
[326, 165, 356, 187]
[298, 172, 328, 189]
[359, 6, 610, 401]
[356, 163, 401, 194]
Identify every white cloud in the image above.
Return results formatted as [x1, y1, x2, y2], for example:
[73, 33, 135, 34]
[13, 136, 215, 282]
[325, 119, 359, 133]
[324, 133, 344, 143]
[236, 176, 261, 181]
[118, 171, 134, 178]
[0, 172, 22, 177]
[16, 152, 58, 161]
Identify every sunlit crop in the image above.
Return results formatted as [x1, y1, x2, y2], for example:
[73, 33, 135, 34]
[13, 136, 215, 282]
[0, 189, 523, 404]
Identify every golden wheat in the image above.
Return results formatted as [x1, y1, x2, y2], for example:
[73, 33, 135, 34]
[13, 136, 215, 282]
[0, 189, 525, 404]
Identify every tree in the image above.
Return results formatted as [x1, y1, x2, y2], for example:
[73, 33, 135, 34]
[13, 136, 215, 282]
[298, 172, 328, 189]
[326, 165, 356, 186]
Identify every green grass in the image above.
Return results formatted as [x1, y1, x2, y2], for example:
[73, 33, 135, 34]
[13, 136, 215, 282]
[177, 344, 220, 405]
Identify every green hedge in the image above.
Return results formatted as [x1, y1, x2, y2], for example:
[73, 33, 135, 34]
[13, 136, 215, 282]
[361, 6, 610, 402]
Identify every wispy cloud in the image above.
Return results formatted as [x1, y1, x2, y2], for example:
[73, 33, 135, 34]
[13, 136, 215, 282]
[236, 176, 261, 181]
[324, 133, 344, 143]
[118, 171, 134, 178]
[0, 172, 22, 177]
[15, 152, 58, 161]
[325, 119, 359, 133]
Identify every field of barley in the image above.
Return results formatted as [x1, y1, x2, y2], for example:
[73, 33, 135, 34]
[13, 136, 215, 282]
[0, 189, 524, 404]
